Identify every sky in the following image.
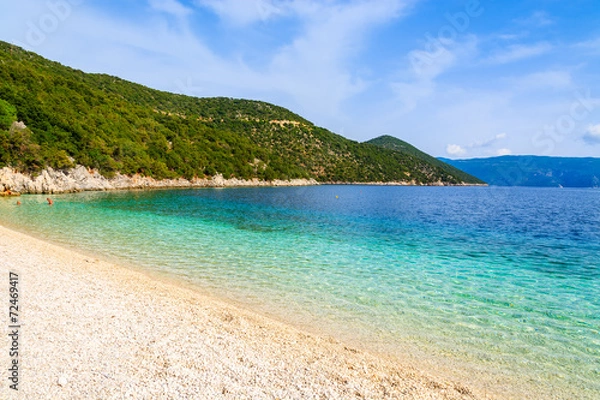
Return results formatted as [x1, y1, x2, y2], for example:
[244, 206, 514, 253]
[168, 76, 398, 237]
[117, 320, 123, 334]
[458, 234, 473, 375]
[1, 0, 600, 159]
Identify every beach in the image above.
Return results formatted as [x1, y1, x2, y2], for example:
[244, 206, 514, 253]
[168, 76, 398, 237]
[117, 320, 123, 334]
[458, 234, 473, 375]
[0, 224, 484, 399]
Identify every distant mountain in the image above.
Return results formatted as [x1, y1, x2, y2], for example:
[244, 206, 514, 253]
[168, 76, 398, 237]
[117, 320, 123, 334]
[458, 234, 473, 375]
[0, 41, 481, 185]
[366, 135, 484, 184]
[439, 156, 600, 187]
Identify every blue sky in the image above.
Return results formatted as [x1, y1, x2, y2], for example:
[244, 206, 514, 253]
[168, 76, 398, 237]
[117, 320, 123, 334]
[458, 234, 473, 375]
[2, 0, 600, 158]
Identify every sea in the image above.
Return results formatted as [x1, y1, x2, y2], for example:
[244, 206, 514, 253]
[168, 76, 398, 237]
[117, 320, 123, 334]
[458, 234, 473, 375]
[1, 185, 598, 398]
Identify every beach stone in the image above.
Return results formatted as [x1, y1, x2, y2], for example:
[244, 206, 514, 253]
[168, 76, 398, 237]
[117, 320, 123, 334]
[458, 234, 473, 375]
[58, 375, 68, 387]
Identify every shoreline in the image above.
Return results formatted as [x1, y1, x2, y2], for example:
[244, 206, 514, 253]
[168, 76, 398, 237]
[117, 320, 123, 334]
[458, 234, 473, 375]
[0, 224, 486, 399]
[0, 165, 485, 195]
[0, 165, 320, 195]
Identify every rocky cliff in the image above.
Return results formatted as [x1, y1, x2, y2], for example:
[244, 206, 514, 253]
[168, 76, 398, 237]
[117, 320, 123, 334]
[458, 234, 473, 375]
[0, 166, 318, 194]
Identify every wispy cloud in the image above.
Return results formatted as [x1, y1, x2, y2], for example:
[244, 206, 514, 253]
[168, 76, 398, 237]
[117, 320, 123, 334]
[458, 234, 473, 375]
[393, 35, 477, 112]
[514, 11, 554, 27]
[485, 42, 552, 65]
[407, 41, 458, 79]
[445, 133, 509, 157]
[496, 33, 524, 41]
[263, 0, 409, 116]
[392, 44, 456, 112]
[471, 132, 507, 149]
[583, 124, 600, 145]
[195, 0, 285, 26]
[506, 70, 573, 90]
[149, 0, 193, 18]
[574, 36, 600, 55]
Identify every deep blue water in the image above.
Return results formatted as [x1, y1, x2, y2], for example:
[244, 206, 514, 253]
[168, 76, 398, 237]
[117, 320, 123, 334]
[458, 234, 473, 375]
[1, 185, 599, 398]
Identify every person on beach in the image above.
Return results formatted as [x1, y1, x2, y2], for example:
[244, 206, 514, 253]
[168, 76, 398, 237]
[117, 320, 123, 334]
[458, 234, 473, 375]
[46, 197, 53, 205]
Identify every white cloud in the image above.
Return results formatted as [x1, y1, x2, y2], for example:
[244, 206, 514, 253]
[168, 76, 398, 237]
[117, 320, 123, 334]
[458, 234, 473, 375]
[407, 42, 457, 79]
[574, 36, 600, 55]
[391, 80, 435, 112]
[149, 0, 193, 18]
[514, 11, 554, 27]
[496, 33, 523, 41]
[506, 70, 573, 90]
[443, 132, 509, 158]
[264, 0, 409, 117]
[195, 0, 285, 26]
[485, 42, 552, 65]
[583, 124, 600, 145]
[446, 144, 467, 156]
[393, 36, 477, 112]
[393, 43, 457, 112]
[470, 132, 508, 149]
[575, 37, 600, 48]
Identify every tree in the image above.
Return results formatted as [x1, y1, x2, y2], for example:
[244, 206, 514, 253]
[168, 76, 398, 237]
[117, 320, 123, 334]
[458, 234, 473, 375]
[0, 99, 17, 130]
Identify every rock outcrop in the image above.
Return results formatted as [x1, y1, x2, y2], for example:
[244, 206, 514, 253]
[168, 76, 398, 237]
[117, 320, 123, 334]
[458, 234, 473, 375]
[0, 166, 318, 194]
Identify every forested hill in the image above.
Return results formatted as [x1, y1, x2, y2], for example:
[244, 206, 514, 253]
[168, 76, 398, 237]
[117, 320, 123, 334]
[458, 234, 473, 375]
[366, 135, 483, 185]
[440, 156, 600, 187]
[0, 41, 481, 185]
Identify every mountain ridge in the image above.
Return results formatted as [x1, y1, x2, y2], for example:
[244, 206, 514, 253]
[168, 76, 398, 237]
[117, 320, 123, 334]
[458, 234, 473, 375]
[440, 155, 600, 187]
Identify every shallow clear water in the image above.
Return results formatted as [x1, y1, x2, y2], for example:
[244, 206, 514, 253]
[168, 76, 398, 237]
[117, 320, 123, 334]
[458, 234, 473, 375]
[1, 186, 599, 398]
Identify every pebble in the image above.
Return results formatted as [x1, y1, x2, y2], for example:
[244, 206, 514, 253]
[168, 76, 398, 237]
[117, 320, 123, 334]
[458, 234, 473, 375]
[58, 375, 68, 387]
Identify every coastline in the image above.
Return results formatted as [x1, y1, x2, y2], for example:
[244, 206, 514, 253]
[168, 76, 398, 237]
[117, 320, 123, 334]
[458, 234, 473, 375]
[0, 166, 320, 195]
[0, 224, 485, 399]
[0, 166, 484, 195]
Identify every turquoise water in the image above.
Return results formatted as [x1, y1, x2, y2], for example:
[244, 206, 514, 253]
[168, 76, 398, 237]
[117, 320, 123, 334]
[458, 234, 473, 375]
[1, 186, 599, 398]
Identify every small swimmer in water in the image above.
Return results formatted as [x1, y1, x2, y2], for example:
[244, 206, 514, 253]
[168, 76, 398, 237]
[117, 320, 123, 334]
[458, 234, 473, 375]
[47, 197, 53, 205]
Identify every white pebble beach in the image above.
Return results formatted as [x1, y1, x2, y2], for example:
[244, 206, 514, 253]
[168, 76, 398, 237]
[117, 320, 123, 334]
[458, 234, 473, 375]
[0, 224, 488, 399]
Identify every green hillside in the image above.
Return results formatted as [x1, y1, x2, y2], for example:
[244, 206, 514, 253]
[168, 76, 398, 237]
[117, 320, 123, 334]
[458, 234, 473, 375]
[366, 135, 485, 184]
[0, 41, 480, 184]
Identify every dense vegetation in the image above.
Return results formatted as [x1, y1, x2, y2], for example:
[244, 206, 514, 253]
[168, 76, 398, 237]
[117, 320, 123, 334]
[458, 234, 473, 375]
[440, 156, 600, 187]
[0, 41, 480, 184]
